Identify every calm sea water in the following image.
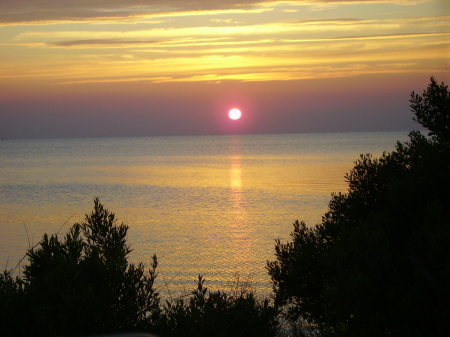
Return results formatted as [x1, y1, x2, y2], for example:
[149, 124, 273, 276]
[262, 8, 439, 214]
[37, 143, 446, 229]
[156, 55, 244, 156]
[0, 131, 409, 297]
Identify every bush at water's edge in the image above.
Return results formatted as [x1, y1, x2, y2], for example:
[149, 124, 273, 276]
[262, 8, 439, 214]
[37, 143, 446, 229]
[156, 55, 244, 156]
[0, 198, 280, 337]
[267, 77, 450, 336]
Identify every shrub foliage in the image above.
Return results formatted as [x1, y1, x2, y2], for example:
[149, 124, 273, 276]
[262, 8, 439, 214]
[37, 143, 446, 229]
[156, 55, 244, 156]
[157, 275, 280, 337]
[1, 198, 160, 336]
[0, 198, 280, 337]
[267, 77, 450, 337]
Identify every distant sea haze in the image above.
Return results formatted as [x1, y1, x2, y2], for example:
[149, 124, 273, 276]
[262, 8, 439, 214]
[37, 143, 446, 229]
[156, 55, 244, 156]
[0, 131, 409, 297]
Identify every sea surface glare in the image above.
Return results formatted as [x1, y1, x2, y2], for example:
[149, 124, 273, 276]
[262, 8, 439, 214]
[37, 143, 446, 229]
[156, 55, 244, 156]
[0, 132, 409, 297]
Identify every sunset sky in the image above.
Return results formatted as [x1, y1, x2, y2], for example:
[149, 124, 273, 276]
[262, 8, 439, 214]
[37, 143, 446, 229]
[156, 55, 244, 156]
[1, 0, 449, 139]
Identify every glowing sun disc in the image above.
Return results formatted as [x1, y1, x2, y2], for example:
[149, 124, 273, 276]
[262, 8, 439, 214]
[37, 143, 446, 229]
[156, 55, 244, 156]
[228, 108, 241, 120]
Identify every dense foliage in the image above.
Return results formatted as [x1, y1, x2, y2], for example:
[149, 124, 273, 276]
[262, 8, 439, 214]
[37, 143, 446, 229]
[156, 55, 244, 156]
[1, 198, 160, 336]
[157, 275, 280, 337]
[410, 76, 450, 141]
[267, 77, 450, 337]
[0, 198, 280, 337]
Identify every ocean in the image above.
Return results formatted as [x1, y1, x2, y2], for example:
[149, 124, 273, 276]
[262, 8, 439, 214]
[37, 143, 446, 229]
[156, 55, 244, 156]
[0, 131, 409, 297]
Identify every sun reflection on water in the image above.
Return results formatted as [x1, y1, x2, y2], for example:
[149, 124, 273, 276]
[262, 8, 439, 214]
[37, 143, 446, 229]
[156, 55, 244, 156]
[228, 138, 254, 277]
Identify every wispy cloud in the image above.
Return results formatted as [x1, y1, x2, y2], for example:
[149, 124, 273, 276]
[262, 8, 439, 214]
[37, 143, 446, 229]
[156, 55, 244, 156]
[0, 0, 268, 25]
[0, 0, 448, 87]
[282, 31, 450, 42]
[49, 39, 161, 47]
[0, 0, 419, 25]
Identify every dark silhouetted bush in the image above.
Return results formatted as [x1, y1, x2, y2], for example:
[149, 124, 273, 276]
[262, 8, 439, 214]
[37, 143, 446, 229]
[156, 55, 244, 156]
[0, 198, 280, 337]
[1, 198, 160, 336]
[155, 275, 280, 337]
[267, 77, 450, 337]
[410, 76, 450, 141]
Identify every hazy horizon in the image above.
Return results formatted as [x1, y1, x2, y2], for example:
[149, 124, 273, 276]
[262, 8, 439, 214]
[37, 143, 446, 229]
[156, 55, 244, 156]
[0, 128, 415, 141]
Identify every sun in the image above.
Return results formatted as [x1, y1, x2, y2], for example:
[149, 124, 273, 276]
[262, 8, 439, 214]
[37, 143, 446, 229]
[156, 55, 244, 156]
[228, 108, 241, 120]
